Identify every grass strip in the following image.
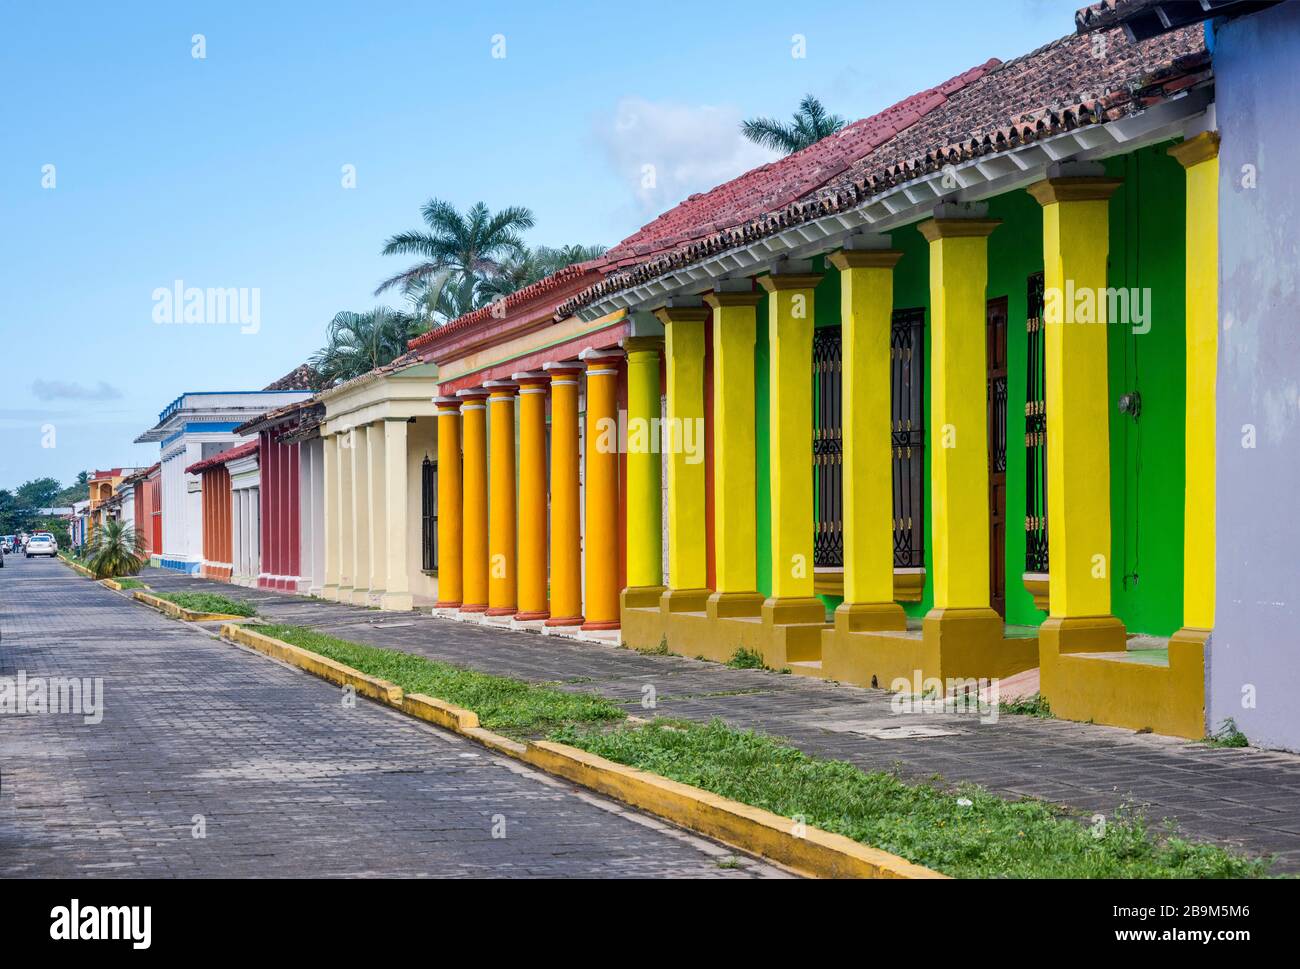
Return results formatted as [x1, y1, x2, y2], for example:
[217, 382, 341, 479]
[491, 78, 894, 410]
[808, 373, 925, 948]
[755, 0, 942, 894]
[115, 578, 147, 590]
[255, 624, 624, 737]
[550, 719, 1272, 879]
[156, 591, 256, 617]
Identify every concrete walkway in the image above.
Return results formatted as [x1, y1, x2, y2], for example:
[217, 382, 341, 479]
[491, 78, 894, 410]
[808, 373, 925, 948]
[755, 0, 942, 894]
[136, 568, 1300, 874]
[0, 556, 784, 878]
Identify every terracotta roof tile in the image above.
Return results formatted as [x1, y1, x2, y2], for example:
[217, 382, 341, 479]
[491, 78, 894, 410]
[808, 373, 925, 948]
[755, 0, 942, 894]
[263, 363, 323, 392]
[185, 440, 258, 475]
[559, 26, 1206, 318]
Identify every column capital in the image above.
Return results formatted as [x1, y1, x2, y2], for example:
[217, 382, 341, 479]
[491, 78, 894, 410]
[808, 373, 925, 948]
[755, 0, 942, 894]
[1026, 177, 1122, 206]
[916, 218, 1002, 242]
[1168, 130, 1220, 169]
[703, 291, 762, 309]
[542, 359, 584, 377]
[580, 347, 623, 373]
[757, 273, 822, 292]
[455, 386, 489, 402]
[828, 249, 904, 271]
[622, 335, 664, 354]
[510, 370, 550, 389]
[434, 395, 462, 413]
[653, 305, 710, 326]
[484, 379, 519, 399]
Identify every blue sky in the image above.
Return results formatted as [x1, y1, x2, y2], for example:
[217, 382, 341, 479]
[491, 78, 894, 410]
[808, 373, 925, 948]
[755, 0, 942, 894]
[0, 0, 1083, 491]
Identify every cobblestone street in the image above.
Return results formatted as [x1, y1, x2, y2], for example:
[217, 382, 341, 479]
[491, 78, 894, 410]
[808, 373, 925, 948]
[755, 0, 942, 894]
[139, 568, 1300, 874]
[0, 557, 783, 878]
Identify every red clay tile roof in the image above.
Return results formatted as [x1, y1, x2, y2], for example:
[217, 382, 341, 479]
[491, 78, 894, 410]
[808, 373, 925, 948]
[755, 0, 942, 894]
[559, 25, 1207, 318]
[406, 261, 603, 354]
[233, 397, 324, 436]
[595, 62, 997, 273]
[263, 363, 322, 392]
[185, 441, 258, 475]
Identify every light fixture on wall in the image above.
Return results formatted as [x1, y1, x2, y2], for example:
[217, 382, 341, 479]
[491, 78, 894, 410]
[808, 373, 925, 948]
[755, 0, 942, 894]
[1117, 390, 1142, 422]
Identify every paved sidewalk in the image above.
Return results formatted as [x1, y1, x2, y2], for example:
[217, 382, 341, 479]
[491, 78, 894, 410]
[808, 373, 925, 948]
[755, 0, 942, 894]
[139, 568, 1300, 873]
[0, 556, 784, 878]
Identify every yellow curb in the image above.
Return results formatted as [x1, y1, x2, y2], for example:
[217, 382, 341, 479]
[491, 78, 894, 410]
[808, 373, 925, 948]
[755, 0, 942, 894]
[60, 557, 95, 578]
[134, 590, 249, 623]
[214, 623, 945, 879]
[521, 741, 944, 879]
[223, 623, 404, 704]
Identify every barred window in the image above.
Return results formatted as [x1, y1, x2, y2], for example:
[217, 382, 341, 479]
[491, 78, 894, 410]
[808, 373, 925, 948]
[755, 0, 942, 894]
[421, 456, 437, 572]
[1024, 272, 1049, 575]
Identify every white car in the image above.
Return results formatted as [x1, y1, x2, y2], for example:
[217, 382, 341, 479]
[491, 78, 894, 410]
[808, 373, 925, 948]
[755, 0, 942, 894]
[26, 534, 58, 558]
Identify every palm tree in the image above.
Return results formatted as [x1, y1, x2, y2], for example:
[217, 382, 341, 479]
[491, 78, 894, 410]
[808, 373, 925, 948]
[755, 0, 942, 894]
[85, 518, 148, 579]
[741, 94, 847, 155]
[309, 307, 421, 386]
[375, 199, 535, 304]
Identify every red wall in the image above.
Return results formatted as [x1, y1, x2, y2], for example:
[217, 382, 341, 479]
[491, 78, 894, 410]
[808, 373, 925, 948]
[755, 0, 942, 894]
[259, 429, 300, 590]
[200, 465, 232, 581]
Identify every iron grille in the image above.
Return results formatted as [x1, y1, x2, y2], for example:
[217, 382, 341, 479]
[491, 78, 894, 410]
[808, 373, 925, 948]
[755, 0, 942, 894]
[421, 456, 437, 572]
[892, 308, 926, 569]
[1025, 272, 1050, 574]
[813, 326, 844, 568]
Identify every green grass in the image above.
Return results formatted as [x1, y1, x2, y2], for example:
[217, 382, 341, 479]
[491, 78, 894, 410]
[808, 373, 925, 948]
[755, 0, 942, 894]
[114, 578, 146, 590]
[726, 647, 766, 670]
[999, 692, 1053, 719]
[255, 624, 625, 737]
[550, 718, 1272, 879]
[1201, 718, 1250, 749]
[155, 591, 256, 617]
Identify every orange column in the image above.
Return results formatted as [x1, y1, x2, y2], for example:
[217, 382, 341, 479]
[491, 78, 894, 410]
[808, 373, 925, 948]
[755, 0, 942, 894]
[434, 396, 463, 608]
[544, 361, 584, 627]
[582, 348, 622, 630]
[513, 372, 550, 621]
[457, 387, 490, 613]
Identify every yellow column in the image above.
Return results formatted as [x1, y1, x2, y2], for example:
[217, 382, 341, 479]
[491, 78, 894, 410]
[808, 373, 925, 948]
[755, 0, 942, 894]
[702, 291, 764, 617]
[380, 418, 411, 611]
[916, 217, 1000, 624]
[336, 425, 356, 601]
[829, 248, 907, 631]
[513, 372, 550, 621]
[622, 336, 664, 606]
[457, 388, 489, 613]
[1028, 176, 1126, 653]
[485, 380, 518, 617]
[652, 305, 709, 609]
[582, 348, 622, 630]
[434, 397, 463, 608]
[321, 432, 340, 599]
[757, 271, 823, 624]
[543, 361, 584, 626]
[1170, 133, 1220, 646]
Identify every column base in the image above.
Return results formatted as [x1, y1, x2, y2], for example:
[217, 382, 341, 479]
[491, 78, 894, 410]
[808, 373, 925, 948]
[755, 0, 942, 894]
[1038, 614, 1127, 654]
[761, 596, 826, 625]
[379, 592, 413, 612]
[581, 619, 620, 631]
[459, 603, 488, 614]
[321, 584, 339, 600]
[834, 600, 907, 633]
[622, 585, 666, 609]
[485, 605, 518, 617]
[434, 599, 462, 609]
[1169, 625, 1211, 649]
[660, 587, 712, 613]
[707, 591, 765, 619]
[514, 609, 550, 621]
[544, 614, 584, 627]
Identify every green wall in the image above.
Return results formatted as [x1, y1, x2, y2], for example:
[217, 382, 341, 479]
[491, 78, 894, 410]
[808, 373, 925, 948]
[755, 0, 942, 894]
[745, 141, 1185, 637]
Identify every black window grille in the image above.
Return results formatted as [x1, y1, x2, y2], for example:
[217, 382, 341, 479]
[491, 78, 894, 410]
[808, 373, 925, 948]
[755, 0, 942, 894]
[892, 308, 926, 569]
[809, 310, 926, 572]
[813, 326, 844, 568]
[1025, 272, 1050, 574]
[421, 456, 437, 572]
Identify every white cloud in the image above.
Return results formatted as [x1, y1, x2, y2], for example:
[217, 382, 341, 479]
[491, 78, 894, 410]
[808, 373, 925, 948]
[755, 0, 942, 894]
[594, 97, 780, 218]
[31, 379, 123, 402]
